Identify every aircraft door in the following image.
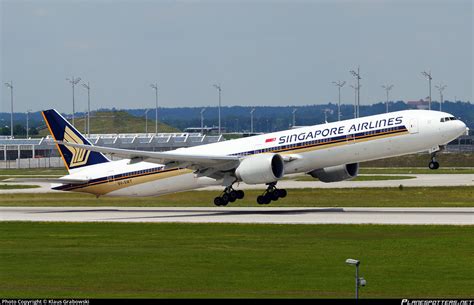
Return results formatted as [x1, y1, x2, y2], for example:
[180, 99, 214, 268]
[106, 170, 115, 182]
[409, 118, 419, 134]
[346, 133, 356, 144]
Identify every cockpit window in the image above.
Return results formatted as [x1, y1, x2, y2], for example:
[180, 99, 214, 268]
[440, 117, 457, 122]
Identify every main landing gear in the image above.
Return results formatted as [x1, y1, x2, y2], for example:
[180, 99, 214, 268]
[429, 153, 440, 170]
[256, 182, 287, 205]
[214, 186, 245, 206]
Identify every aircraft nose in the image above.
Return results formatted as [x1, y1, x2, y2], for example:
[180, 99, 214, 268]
[457, 120, 467, 135]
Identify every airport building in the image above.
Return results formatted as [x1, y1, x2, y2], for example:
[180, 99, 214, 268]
[0, 133, 223, 168]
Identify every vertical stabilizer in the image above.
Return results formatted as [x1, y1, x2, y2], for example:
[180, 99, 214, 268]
[42, 109, 110, 172]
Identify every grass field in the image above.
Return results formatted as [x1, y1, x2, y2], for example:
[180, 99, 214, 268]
[359, 167, 474, 175]
[361, 153, 474, 168]
[0, 222, 472, 298]
[292, 175, 416, 182]
[0, 168, 68, 176]
[1, 186, 472, 207]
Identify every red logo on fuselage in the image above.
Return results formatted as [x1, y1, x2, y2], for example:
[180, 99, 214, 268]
[265, 138, 276, 143]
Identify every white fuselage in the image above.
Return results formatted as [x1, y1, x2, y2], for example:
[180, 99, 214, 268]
[55, 110, 467, 197]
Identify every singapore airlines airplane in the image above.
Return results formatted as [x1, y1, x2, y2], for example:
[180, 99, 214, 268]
[10, 109, 467, 206]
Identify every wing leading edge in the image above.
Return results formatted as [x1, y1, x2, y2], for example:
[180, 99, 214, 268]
[56, 141, 240, 171]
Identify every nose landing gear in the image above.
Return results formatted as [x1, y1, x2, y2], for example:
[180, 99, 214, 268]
[429, 153, 440, 170]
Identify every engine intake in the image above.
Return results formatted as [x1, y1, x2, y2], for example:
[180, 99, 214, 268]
[235, 153, 284, 184]
[308, 163, 359, 183]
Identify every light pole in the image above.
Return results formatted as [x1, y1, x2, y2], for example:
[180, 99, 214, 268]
[350, 84, 360, 119]
[4, 81, 13, 137]
[421, 71, 432, 110]
[292, 108, 297, 127]
[150, 83, 158, 134]
[83, 109, 87, 133]
[200, 108, 206, 134]
[213, 84, 222, 135]
[250, 108, 255, 133]
[66, 77, 81, 126]
[332, 81, 346, 121]
[345, 258, 366, 300]
[26, 109, 32, 138]
[82, 82, 91, 137]
[435, 83, 447, 111]
[144, 109, 150, 136]
[381, 84, 394, 113]
[350, 67, 361, 118]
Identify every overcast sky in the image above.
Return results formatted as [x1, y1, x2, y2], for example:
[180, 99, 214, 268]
[1, 0, 472, 113]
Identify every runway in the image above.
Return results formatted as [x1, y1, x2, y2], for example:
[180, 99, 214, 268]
[1, 207, 472, 225]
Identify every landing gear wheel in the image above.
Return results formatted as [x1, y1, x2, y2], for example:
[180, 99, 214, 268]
[256, 182, 287, 205]
[270, 190, 280, 201]
[214, 197, 223, 206]
[221, 193, 229, 205]
[213, 184, 245, 206]
[429, 161, 439, 170]
[236, 190, 245, 199]
[257, 195, 270, 205]
[429, 152, 440, 170]
[228, 190, 238, 202]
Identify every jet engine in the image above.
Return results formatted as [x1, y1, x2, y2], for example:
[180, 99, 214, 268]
[308, 163, 359, 183]
[235, 153, 284, 184]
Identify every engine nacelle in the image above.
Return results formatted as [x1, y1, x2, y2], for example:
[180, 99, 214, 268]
[235, 153, 284, 184]
[308, 163, 359, 183]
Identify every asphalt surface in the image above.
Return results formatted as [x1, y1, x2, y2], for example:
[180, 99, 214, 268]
[1, 174, 473, 194]
[1, 207, 472, 225]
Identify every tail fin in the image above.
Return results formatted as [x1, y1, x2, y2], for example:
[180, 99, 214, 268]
[42, 109, 110, 172]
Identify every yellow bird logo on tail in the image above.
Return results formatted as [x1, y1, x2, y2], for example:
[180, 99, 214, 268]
[63, 126, 91, 167]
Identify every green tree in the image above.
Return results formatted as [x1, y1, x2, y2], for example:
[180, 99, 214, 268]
[0, 126, 11, 136]
[13, 124, 26, 137]
[28, 127, 39, 136]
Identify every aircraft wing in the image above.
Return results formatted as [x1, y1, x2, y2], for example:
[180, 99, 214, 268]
[56, 141, 240, 171]
[3, 177, 89, 185]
